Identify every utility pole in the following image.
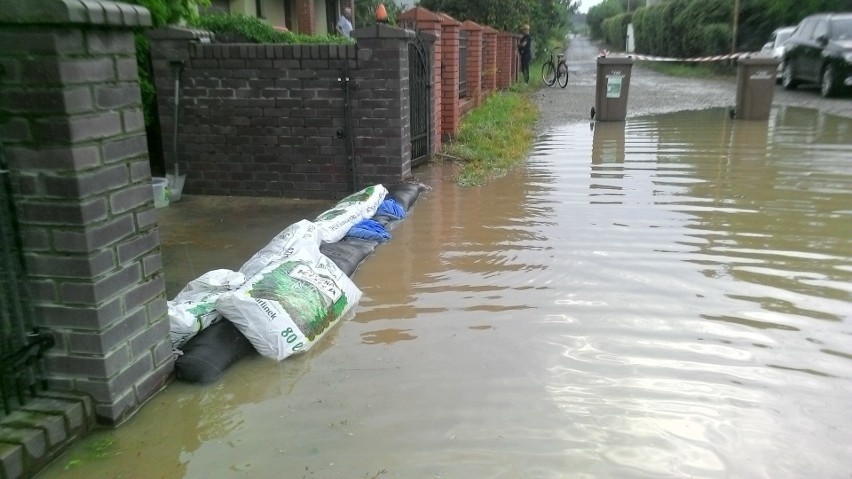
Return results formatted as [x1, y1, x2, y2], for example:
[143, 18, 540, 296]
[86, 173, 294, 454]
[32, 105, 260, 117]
[732, 0, 740, 54]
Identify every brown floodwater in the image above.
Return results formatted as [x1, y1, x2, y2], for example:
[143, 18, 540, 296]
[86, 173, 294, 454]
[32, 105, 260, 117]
[40, 106, 852, 478]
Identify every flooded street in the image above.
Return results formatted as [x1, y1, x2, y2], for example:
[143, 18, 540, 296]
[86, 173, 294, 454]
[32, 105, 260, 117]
[41, 106, 852, 478]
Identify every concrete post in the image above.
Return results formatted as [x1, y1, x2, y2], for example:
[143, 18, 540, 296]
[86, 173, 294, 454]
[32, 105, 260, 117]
[0, 0, 172, 426]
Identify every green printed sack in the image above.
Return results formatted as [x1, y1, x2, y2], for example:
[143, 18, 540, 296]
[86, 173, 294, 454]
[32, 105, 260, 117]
[216, 231, 362, 360]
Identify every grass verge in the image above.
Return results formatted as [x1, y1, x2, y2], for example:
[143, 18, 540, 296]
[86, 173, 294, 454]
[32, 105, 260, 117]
[438, 87, 538, 187]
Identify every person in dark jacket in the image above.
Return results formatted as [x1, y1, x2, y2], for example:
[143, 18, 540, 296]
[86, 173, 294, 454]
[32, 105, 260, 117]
[518, 24, 532, 83]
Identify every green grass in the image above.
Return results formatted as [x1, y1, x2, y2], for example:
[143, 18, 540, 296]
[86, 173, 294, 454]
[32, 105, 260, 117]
[637, 60, 735, 78]
[439, 90, 538, 187]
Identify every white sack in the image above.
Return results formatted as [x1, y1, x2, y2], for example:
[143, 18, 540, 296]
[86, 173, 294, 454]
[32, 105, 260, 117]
[314, 184, 388, 243]
[168, 269, 246, 349]
[216, 231, 362, 360]
[239, 219, 321, 280]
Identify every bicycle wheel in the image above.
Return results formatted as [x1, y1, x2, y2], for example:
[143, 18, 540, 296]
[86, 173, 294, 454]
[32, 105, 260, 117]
[556, 62, 569, 88]
[541, 61, 556, 86]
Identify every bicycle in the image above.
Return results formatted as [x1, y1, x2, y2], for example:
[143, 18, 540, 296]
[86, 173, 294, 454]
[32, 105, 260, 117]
[540, 49, 569, 88]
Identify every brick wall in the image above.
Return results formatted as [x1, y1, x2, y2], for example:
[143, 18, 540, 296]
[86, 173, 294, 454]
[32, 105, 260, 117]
[150, 26, 415, 199]
[0, 0, 171, 433]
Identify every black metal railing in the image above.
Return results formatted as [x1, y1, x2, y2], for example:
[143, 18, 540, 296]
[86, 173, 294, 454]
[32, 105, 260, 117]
[408, 34, 431, 166]
[458, 30, 469, 98]
[0, 143, 53, 418]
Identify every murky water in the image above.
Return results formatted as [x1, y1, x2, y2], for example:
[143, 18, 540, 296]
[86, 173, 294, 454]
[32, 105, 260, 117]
[41, 106, 852, 479]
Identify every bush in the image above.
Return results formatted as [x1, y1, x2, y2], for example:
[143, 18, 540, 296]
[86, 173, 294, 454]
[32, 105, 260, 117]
[191, 14, 352, 44]
[602, 12, 632, 51]
[700, 23, 732, 56]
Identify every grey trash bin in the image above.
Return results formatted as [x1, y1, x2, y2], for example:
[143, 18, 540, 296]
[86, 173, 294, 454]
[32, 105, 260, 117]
[735, 56, 780, 120]
[595, 56, 634, 122]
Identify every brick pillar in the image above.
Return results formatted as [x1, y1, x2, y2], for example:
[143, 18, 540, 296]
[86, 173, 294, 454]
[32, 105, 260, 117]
[438, 13, 460, 139]
[496, 32, 514, 89]
[398, 7, 443, 152]
[482, 26, 498, 98]
[351, 25, 412, 186]
[297, 0, 316, 34]
[0, 0, 172, 426]
[461, 21, 482, 107]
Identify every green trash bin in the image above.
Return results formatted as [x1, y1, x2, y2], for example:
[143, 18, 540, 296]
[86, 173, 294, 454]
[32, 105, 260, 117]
[595, 56, 634, 122]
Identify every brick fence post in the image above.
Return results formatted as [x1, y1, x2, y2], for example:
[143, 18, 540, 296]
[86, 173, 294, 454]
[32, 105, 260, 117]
[0, 0, 172, 426]
[351, 25, 412, 186]
[496, 32, 514, 89]
[398, 6, 443, 154]
[482, 26, 498, 99]
[461, 21, 483, 107]
[438, 13, 460, 140]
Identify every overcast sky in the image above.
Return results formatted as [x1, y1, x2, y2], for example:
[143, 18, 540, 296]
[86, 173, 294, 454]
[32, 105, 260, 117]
[578, 0, 605, 13]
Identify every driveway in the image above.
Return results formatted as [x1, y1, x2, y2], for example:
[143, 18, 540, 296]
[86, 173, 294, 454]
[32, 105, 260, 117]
[534, 35, 852, 132]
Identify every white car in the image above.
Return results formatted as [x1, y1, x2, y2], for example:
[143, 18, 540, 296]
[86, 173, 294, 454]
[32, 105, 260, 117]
[761, 26, 796, 80]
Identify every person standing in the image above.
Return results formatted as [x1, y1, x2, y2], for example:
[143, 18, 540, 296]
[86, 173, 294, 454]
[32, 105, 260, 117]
[337, 7, 353, 38]
[518, 24, 532, 84]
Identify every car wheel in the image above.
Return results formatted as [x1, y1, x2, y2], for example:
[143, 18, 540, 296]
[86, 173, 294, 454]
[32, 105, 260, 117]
[821, 65, 838, 98]
[782, 61, 798, 90]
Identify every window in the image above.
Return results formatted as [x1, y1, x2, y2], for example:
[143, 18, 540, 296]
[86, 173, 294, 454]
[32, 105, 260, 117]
[812, 19, 828, 40]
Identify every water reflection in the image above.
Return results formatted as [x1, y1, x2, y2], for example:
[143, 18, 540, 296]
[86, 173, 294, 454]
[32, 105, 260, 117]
[41, 107, 852, 479]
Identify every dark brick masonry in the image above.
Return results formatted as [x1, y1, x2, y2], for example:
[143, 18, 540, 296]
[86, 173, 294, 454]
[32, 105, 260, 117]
[150, 25, 417, 200]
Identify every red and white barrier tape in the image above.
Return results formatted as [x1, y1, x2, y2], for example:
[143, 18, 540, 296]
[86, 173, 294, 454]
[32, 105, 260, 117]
[600, 51, 761, 62]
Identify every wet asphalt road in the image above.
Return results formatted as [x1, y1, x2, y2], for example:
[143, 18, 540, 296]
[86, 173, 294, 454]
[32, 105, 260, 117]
[534, 36, 852, 132]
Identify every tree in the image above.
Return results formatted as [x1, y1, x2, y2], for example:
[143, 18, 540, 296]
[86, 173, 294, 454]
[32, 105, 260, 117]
[418, 0, 579, 51]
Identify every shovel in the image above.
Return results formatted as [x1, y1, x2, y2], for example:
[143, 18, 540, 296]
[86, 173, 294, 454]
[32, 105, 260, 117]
[167, 60, 186, 202]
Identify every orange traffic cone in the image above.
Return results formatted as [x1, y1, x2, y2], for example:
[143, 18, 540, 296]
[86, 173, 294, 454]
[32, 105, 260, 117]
[376, 2, 388, 24]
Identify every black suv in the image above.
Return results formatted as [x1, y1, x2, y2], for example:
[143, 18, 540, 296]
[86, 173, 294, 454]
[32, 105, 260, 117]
[781, 12, 852, 97]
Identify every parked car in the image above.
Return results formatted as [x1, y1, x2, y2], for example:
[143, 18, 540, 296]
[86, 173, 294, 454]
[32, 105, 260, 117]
[760, 26, 796, 81]
[781, 12, 852, 97]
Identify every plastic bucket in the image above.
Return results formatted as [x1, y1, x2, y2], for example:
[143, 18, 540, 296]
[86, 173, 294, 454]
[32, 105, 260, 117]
[152, 177, 170, 208]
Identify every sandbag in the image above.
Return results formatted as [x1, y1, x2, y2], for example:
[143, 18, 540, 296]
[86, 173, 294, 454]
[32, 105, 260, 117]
[320, 237, 379, 277]
[174, 319, 257, 384]
[386, 182, 426, 212]
[216, 232, 362, 361]
[314, 184, 387, 243]
[168, 269, 246, 349]
[239, 219, 320, 280]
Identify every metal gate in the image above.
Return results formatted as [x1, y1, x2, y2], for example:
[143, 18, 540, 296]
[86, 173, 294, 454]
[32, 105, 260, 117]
[0, 143, 53, 418]
[408, 33, 431, 167]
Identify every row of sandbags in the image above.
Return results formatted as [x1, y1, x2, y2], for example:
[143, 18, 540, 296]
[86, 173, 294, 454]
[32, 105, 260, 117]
[169, 183, 426, 383]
